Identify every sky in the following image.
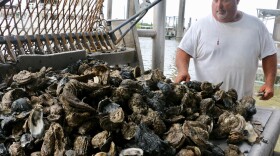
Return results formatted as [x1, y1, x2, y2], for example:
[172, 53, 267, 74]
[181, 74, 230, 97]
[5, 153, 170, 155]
[103, 0, 278, 32]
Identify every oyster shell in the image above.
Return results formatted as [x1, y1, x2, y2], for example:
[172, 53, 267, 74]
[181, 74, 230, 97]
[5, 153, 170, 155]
[212, 111, 246, 139]
[164, 123, 186, 149]
[13, 70, 33, 85]
[74, 135, 91, 156]
[91, 130, 111, 151]
[236, 96, 257, 120]
[121, 122, 138, 140]
[41, 123, 65, 156]
[134, 123, 175, 156]
[28, 105, 44, 138]
[244, 122, 260, 144]
[11, 97, 32, 113]
[9, 142, 25, 156]
[182, 121, 209, 147]
[128, 93, 148, 114]
[228, 130, 245, 144]
[176, 146, 201, 156]
[224, 144, 244, 156]
[98, 98, 124, 131]
[1, 88, 27, 114]
[119, 148, 143, 156]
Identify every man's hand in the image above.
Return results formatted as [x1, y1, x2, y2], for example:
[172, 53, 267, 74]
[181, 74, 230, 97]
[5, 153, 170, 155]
[258, 84, 274, 100]
[174, 71, 191, 83]
[175, 48, 192, 83]
[260, 54, 277, 100]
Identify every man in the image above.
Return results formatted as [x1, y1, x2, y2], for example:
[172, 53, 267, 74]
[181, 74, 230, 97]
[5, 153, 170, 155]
[175, 0, 277, 100]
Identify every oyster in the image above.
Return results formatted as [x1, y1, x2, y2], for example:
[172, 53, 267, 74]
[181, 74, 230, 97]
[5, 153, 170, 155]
[9, 142, 25, 156]
[20, 133, 34, 149]
[171, 83, 188, 103]
[74, 136, 91, 156]
[164, 123, 186, 149]
[119, 148, 143, 156]
[199, 98, 215, 115]
[47, 104, 63, 122]
[196, 115, 213, 134]
[41, 123, 65, 156]
[176, 146, 201, 156]
[11, 97, 32, 113]
[91, 130, 111, 151]
[98, 98, 124, 131]
[13, 70, 33, 85]
[1, 88, 28, 114]
[236, 96, 257, 120]
[121, 122, 138, 140]
[228, 130, 245, 144]
[213, 90, 235, 111]
[182, 121, 209, 147]
[244, 122, 260, 144]
[212, 111, 246, 139]
[134, 123, 175, 156]
[128, 93, 148, 114]
[28, 105, 44, 138]
[224, 144, 244, 156]
[157, 81, 172, 95]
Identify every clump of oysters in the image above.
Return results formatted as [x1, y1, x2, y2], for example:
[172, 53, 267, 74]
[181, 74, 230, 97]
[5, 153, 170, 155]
[0, 58, 263, 156]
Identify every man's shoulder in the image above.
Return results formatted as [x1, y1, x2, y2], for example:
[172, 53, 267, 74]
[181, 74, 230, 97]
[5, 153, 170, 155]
[242, 12, 263, 23]
[191, 15, 213, 28]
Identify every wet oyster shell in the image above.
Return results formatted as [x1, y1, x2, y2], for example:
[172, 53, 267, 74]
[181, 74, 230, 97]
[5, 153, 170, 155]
[128, 93, 148, 114]
[236, 96, 257, 120]
[121, 122, 138, 140]
[176, 146, 201, 156]
[224, 144, 244, 156]
[28, 105, 44, 139]
[13, 70, 33, 85]
[91, 131, 111, 150]
[41, 123, 65, 156]
[213, 111, 246, 139]
[74, 135, 91, 156]
[9, 142, 25, 156]
[164, 123, 186, 149]
[1, 88, 27, 114]
[228, 130, 245, 144]
[119, 148, 143, 156]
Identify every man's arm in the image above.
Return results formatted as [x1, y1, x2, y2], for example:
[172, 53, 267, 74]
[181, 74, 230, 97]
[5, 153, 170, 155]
[259, 53, 277, 100]
[174, 48, 192, 83]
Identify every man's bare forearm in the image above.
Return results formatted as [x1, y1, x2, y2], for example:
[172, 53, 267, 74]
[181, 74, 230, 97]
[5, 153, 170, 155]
[262, 53, 277, 86]
[175, 48, 191, 73]
[175, 48, 192, 83]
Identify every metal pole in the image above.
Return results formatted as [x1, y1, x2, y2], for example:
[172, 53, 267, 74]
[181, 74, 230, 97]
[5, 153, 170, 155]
[107, 0, 113, 19]
[126, 0, 131, 18]
[273, 0, 280, 43]
[176, 0, 185, 40]
[152, 0, 166, 71]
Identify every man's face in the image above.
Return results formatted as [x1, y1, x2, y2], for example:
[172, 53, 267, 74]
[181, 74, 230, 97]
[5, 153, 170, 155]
[212, 0, 239, 22]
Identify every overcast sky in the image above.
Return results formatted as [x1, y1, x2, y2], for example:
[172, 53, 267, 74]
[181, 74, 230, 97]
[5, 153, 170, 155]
[104, 0, 278, 32]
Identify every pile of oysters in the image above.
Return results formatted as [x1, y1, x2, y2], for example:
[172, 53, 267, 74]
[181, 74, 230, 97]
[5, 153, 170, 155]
[0, 58, 263, 156]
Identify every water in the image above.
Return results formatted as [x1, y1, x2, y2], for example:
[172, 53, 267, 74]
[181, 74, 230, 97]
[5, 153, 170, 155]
[139, 37, 280, 152]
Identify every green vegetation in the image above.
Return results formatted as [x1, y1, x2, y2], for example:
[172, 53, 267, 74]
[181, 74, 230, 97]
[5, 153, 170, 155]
[137, 22, 153, 29]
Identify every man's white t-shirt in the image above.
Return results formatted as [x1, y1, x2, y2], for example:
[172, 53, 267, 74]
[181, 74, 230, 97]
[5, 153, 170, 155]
[178, 12, 276, 99]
